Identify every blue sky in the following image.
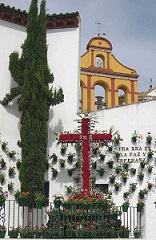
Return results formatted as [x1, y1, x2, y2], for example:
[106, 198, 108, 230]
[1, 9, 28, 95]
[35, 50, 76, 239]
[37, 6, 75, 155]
[1, 0, 156, 92]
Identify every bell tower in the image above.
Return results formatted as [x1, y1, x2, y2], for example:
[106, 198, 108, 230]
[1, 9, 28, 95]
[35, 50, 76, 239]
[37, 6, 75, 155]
[80, 36, 139, 112]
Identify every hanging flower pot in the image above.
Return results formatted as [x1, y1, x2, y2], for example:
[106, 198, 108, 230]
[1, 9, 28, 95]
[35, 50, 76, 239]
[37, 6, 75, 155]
[92, 161, 97, 169]
[138, 171, 144, 181]
[68, 153, 74, 163]
[130, 168, 136, 175]
[1, 141, 8, 151]
[16, 160, 21, 170]
[121, 172, 128, 183]
[114, 182, 121, 191]
[115, 151, 120, 159]
[130, 183, 137, 192]
[122, 201, 130, 212]
[0, 173, 5, 184]
[107, 160, 114, 169]
[146, 132, 152, 144]
[137, 201, 145, 212]
[115, 166, 122, 174]
[0, 159, 6, 169]
[109, 174, 116, 184]
[50, 153, 58, 163]
[139, 189, 148, 199]
[100, 154, 105, 161]
[8, 167, 15, 177]
[132, 136, 137, 143]
[51, 168, 58, 178]
[60, 145, 67, 155]
[8, 150, 16, 159]
[147, 165, 153, 173]
[122, 162, 129, 171]
[36, 200, 43, 209]
[92, 145, 99, 155]
[8, 181, 14, 191]
[140, 160, 146, 169]
[147, 151, 153, 159]
[67, 168, 76, 177]
[59, 159, 65, 168]
[96, 167, 106, 177]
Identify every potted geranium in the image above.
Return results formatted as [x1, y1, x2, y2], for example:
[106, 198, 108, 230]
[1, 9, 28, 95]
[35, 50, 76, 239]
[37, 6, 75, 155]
[96, 167, 106, 176]
[107, 160, 114, 169]
[146, 132, 152, 144]
[138, 170, 144, 181]
[59, 158, 65, 168]
[133, 226, 143, 238]
[147, 149, 154, 159]
[60, 144, 67, 154]
[147, 165, 153, 173]
[8, 166, 15, 177]
[0, 172, 5, 184]
[16, 191, 30, 206]
[123, 191, 131, 199]
[8, 150, 16, 158]
[67, 168, 76, 177]
[140, 159, 146, 169]
[147, 182, 154, 190]
[121, 171, 128, 183]
[0, 225, 6, 238]
[67, 153, 74, 163]
[114, 182, 122, 191]
[35, 192, 45, 209]
[122, 162, 129, 170]
[122, 200, 130, 212]
[115, 165, 122, 174]
[130, 167, 136, 175]
[119, 226, 129, 238]
[0, 187, 8, 206]
[53, 193, 64, 209]
[113, 133, 123, 145]
[109, 174, 116, 184]
[8, 181, 14, 191]
[1, 141, 8, 150]
[50, 153, 58, 163]
[0, 159, 6, 169]
[16, 159, 21, 170]
[100, 153, 105, 161]
[131, 130, 142, 143]
[139, 189, 148, 199]
[9, 227, 20, 238]
[130, 182, 137, 192]
[51, 168, 58, 178]
[137, 200, 145, 212]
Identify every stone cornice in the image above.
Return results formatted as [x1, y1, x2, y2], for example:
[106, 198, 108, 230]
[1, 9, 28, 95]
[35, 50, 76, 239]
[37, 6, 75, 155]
[0, 3, 80, 29]
[81, 68, 139, 81]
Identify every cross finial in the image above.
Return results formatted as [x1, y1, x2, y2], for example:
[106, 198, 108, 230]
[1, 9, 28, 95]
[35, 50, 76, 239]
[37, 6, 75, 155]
[95, 21, 102, 36]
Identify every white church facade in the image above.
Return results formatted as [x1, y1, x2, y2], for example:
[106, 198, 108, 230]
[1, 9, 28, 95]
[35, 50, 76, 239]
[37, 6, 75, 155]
[0, 2, 156, 240]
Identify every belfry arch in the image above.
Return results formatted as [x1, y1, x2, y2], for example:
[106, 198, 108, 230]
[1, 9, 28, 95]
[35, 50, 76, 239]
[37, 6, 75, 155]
[80, 36, 138, 112]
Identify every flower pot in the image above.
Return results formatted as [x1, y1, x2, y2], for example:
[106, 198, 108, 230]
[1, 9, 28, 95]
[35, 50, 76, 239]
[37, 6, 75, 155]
[137, 206, 143, 212]
[0, 231, 5, 238]
[148, 153, 153, 159]
[115, 186, 120, 191]
[0, 200, 5, 207]
[18, 198, 26, 206]
[110, 178, 115, 184]
[36, 200, 43, 209]
[120, 230, 129, 238]
[9, 232, 19, 238]
[134, 232, 141, 238]
[100, 154, 105, 161]
[138, 175, 144, 181]
[132, 136, 137, 142]
[122, 205, 129, 212]
[68, 155, 73, 163]
[42, 231, 52, 238]
[122, 177, 127, 183]
[139, 193, 144, 199]
[54, 199, 61, 209]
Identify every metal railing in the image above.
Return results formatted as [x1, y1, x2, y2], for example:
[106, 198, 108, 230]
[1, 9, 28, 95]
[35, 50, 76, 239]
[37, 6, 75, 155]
[0, 200, 143, 238]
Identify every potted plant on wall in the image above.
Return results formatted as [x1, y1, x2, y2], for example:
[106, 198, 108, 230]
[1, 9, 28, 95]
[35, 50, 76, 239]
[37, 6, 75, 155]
[9, 227, 20, 238]
[0, 187, 8, 206]
[137, 200, 145, 212]
[8, 181, 14, 191]
[50, 153, 58, 163]
[130, 182, 137, 192]
[138, 170, 144, 181]
[0, 159, 6, 169]
[16, 159, 22, 171]
[133, 226, 143, 238]
[122, 162, 129, 171]
[0, 172, 5, 184]
[67, 168, 76, 177]
[115, 165, 122, 174]
[92, 144, 99, 155]
[109, 174, 116, 184]
[113, 133, 123, 145]
[67, 153, 75, 163]
[0, 225, 6, 238]
[8, 166, 15, 177]
[146, 132, 152, 144]
[35, 192, 45, 209]
[107, 160, 114, 169]
[147, 165, 153, 173]
[121, 171, 128, 183]
[130, 167, 136, 175]
[123, 191, 131, 199]
[122, 200, 130, 212]
[140, 159, 146, 169]
[139, 189, 148, 199]
[1, 141, 8, 151]
[8, 150, 16, 158]
[60, 144, 67, 155]
[51, 168, 58, 178]
[147, 182, 154, 190]
[59, 159, 65, 168]
[147, 148, 154, 159]
[100, 153, 105, 161]
[131, 130, 142, 143]
[96, 167, 106, 177]
[114, 182, 122, 191]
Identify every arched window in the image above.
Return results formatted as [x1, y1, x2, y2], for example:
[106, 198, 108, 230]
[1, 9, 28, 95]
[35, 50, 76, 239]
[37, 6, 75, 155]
[96, 56, 104, 68]
[94, 85, 106, 110]
[118, 89, 126, 106]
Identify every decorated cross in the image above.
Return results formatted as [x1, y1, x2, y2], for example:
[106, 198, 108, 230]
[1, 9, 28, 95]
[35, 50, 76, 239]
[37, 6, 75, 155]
[59, 117, 112, 195]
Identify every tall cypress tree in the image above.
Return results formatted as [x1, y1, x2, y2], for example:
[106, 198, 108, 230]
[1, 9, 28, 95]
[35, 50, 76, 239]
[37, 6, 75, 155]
[1, 0, 64, 197]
